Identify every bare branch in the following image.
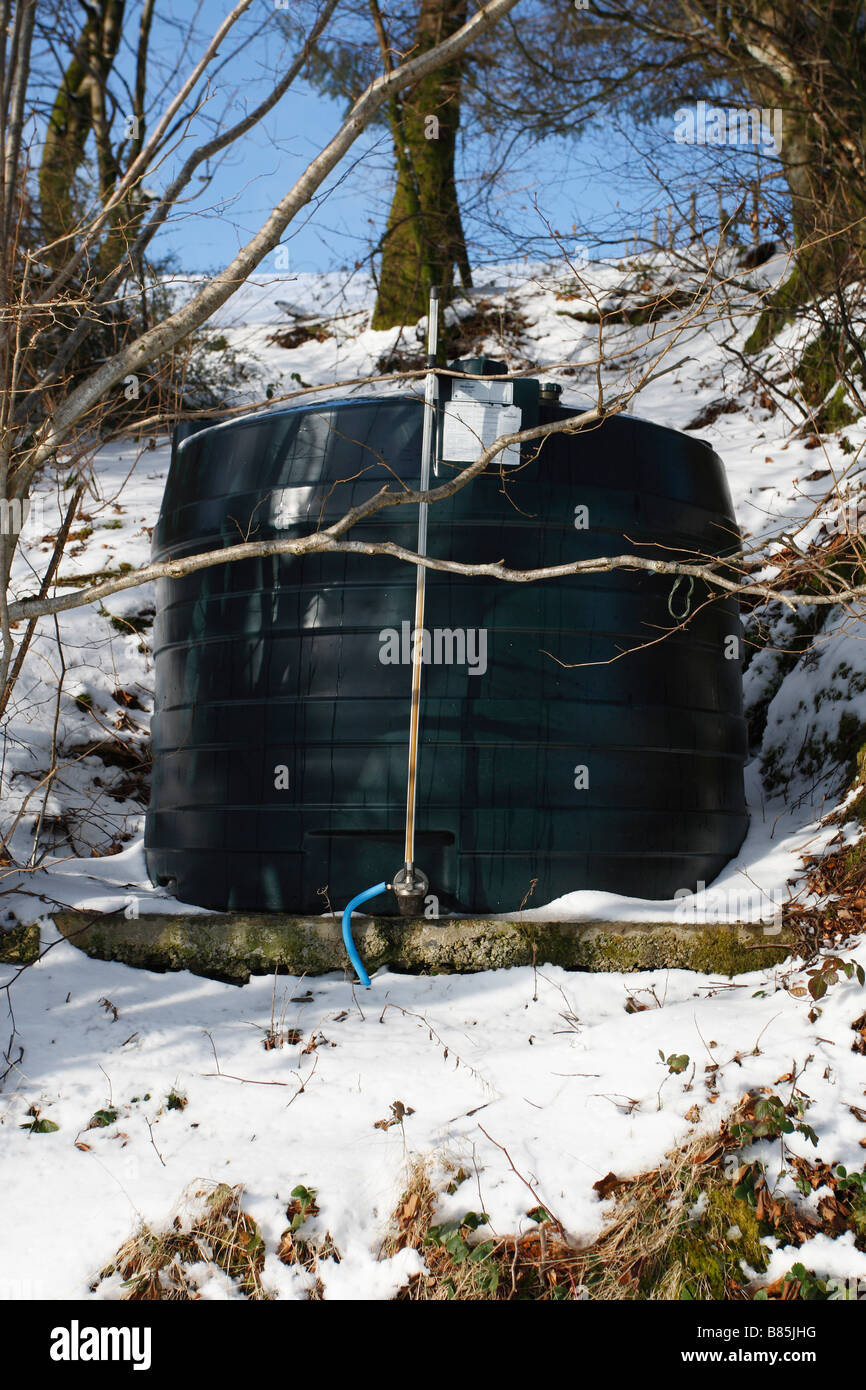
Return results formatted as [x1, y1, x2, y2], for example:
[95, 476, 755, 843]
[35, 0, 524, 463]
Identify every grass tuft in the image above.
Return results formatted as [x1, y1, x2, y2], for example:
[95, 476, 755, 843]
[96, 1181, 267, 1300]
[383, 1100, 866, 1300]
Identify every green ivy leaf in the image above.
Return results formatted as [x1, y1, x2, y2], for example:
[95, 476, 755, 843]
[527, 1206, 551, 1224]
[469, 1241, 495, 1262]
[21, 1118, 59, 1133]
[89, 1108, 118, 1128]
[461, 1211, 490, 1231]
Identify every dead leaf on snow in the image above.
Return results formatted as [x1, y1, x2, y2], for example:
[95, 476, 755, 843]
[593, 1172, 629, 1199]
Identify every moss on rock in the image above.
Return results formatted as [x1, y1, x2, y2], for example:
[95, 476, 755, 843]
[0, 922, 40, 965]
[49, 911, 794, 983]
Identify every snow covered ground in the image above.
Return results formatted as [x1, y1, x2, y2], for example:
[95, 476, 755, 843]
[1, 251, 865, 1298]
[2, 926, 865, 1299]
[2, 918, 866, 1299]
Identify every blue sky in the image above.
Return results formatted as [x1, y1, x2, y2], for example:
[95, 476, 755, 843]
[94, 0, 782, 278]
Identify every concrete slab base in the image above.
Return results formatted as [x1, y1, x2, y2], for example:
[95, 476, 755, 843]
[50, 911, 795, 984]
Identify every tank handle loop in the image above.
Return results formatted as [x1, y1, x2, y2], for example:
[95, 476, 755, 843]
[667, 575, 694, 621]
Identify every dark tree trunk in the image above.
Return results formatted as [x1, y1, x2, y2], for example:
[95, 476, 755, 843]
[707, 1, 866, 349]
[372, 0, 472, 331]
[38, 0, 125, 262]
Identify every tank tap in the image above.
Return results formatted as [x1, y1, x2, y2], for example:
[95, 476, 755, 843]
[391, 865, 430, 918]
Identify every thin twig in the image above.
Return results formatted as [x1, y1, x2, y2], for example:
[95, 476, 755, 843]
[145, 1116, 166, 1167]
[477, 1123, 568, 1240]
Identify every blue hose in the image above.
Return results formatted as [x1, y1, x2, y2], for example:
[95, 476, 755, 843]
[341, 881, 388, 987]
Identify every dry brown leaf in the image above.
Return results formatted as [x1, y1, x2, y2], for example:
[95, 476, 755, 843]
[818, 1196, 848, 1232]
[277, 1232, 296, 1264]
[755, 1182, 782, 1226]
[692, 1142, 726, 1166]
[592, 1172, 627, 1199]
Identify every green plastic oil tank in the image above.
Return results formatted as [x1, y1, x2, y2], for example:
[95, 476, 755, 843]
[145, 371, 747, 912]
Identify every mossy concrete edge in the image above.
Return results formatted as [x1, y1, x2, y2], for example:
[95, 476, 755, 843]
[51, 911, 795, 984]
[0, 922, 40, 965]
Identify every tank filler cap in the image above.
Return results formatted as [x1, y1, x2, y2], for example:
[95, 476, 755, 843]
[391, 866, 430, 917]
[539, 382, 563, 404]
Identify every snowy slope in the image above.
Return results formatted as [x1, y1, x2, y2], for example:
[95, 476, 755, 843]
[1, 253, 865, 1300]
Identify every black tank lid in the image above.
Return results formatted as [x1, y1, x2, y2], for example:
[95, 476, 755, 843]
[449, 356, 509, 376]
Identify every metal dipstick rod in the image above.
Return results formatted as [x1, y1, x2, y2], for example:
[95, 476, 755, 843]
[394, 287, 439, 915]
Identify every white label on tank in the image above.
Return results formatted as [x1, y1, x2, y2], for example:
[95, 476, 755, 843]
[441, 401, 523, 466]
[450, 379, 514, 406]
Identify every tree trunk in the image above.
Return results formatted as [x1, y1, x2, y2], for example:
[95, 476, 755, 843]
[717, 2, 866, 351]
[38, 0, 125, 262]
[372, 0, 471, 331]
[744, 101, 866, 353]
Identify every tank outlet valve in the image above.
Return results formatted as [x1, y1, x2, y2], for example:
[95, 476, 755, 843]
[392, 866, 430, 918]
